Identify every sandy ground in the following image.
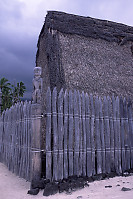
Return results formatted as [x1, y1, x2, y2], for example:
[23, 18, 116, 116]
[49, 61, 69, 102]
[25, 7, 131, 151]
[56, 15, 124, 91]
[0, 163, 133, 199]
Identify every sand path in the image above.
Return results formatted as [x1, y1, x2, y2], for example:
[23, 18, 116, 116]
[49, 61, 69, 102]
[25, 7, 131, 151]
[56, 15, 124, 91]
[0, 162, 133, 199]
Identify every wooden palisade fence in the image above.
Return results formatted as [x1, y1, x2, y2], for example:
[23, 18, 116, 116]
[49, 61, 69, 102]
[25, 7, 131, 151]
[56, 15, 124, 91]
[0, 82, 133, 184]
[0, 67, 42, 182]
[0, 101, 32, 181]
[45, 87, 133, 181]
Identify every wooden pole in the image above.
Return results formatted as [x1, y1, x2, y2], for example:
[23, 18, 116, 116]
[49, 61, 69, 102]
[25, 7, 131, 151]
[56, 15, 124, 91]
[0, 88, 2, 161]
[0, 88, 2, 114]
[52, 87, 58, 180]
[31, 67, 42, 185]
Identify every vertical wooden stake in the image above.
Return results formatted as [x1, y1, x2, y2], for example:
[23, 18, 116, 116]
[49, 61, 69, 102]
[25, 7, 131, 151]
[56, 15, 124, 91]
[31, 104, 42, 183]
[0, 88, 2, 114]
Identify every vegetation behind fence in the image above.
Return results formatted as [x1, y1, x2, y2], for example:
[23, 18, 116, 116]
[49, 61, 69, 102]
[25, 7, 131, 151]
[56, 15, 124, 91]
[45, 87, 133, 181]
[0, 101, 32, 181]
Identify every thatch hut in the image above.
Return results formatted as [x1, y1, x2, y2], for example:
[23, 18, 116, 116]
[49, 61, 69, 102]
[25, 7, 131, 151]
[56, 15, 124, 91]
[36, 11, 133, 101]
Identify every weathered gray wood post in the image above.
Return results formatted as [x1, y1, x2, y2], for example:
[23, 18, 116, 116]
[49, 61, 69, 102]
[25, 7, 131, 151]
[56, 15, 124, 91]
[0, 88, 2, 114]
[31, 67, 42, 185]
[0, 88, 2, 161]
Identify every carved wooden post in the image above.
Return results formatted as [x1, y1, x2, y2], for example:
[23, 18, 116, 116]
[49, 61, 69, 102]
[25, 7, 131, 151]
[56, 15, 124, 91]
[0, 88, 2, 114]
[31, 67, 42, 185]
[0, 88, 2, 162]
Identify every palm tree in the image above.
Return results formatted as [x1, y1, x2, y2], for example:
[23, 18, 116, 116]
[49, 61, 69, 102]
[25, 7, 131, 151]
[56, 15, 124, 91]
[19, 82, 26, 97]
[0, 78, 12, 112]
[0, 77, 11, 91]
[12, 81, 26, 104]
[0, 78, 26, 112]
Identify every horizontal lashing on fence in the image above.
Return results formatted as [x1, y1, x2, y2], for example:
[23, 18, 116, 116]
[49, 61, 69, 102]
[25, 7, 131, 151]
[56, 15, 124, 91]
[87, 148, 92, 152]
[1, 114, 133, 122]
[105, 148, 111, 151]
[0, 143, 31, 151]
[58, 149, 64, 154]
[52, 112, 57, 117]
[46, 113, 52, 117]
[46, 149, 64, 154]
[0, 142, 45, 153]
[53, 112, 63, 117]
[44, 149, 94, 154]
[96, 149, 106, 152]
[1, 143, 133, 153]
[46, 148, 133, 154]
[53, 149, 60, 153]
[31, 147, 45, 153]
[31, 115, 44, 119]
[43, 112, 133, 121]
[0, 115, 43, 124]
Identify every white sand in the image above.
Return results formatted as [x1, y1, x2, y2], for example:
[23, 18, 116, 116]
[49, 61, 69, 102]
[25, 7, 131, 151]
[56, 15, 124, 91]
[0, 162, 133, 199]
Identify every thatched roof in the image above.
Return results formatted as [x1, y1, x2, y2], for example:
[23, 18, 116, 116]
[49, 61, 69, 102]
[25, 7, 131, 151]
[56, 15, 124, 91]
[40, 11, 133, 45]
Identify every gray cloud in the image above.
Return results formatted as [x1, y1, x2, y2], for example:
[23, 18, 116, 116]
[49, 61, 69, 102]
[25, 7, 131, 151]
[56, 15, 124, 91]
[0, 30, 36, 99]
[0, 0, 24, 24]
[0, 0, 36, 99]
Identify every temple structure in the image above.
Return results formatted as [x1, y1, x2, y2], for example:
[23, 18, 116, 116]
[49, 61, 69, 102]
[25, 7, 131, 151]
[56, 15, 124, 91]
[36, 11, 133, 103]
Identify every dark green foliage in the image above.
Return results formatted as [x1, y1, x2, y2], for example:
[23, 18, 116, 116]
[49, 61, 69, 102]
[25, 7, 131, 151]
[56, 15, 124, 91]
[12, 81, 26, 104]
[0, 77, 26, 113]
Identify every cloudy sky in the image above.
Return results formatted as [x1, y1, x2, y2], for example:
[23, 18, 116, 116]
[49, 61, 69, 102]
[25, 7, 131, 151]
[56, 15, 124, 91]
[0, 0, 133, 99]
